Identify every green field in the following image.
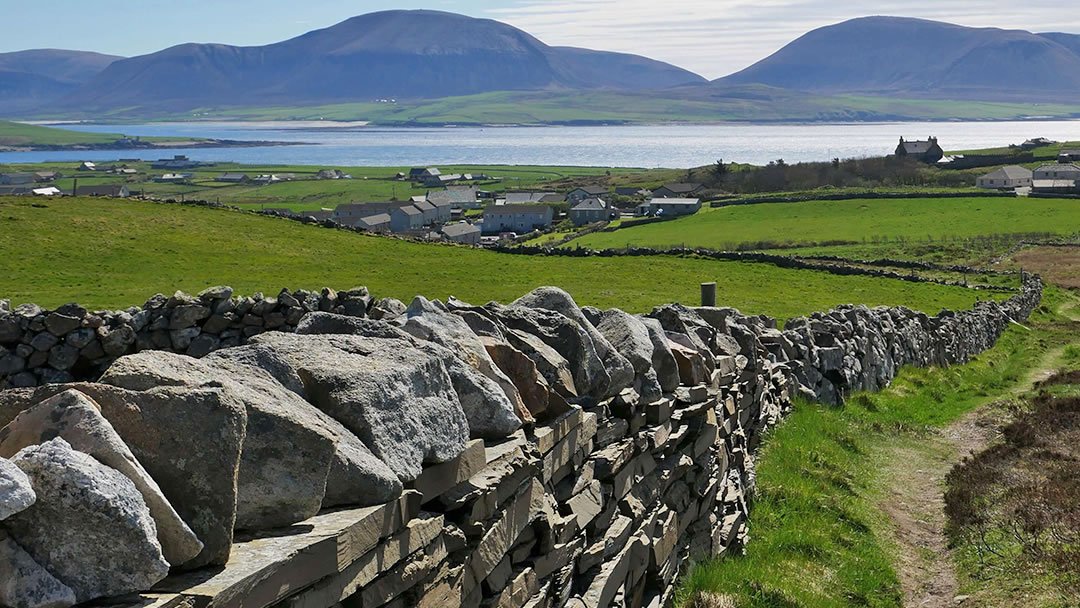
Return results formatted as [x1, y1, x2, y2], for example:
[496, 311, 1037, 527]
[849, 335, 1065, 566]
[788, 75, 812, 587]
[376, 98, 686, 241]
[570, 196, 1080, 252]
[0, 119, 202, 147]
[0, 196, 992, 317]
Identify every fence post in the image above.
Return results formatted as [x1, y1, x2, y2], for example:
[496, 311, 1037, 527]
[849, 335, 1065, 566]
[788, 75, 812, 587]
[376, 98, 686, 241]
[701, 282, 717, 307]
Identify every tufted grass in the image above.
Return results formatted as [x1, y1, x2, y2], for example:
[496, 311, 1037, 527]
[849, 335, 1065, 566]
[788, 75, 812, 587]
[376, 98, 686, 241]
[0, 196, 993, 316]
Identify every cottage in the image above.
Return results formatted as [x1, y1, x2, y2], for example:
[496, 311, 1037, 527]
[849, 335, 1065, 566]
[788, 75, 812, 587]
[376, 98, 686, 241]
[1021, 137, 1054, 150]
[895, 137, 944, 163]
[412, 200, 439, 225]
[1033, 163, 1080, 181]
[316, 169, 350, 180]
[423, 173, 461, 187]
[333, 202, 401, 223]
[111, 167, 138, 175]
[637, 198, 701, 217]
[615, 187, 650, 198]
[441, 222, 482, 245]
[153, 173, 189, 183]
[31, 186, 61, 196]
[566, 185, 609, 203]
[151, 155, 207, 170]
[77, 161, 97, 172]
[482, 205, 553, 234]
[1058, 150, 1080, 163]
[976, 166, 1033, 190]
[428, 185, 480, 210]
[390, 205, 424, 232]
[652, 183, 704, 199]
[216, 172, 250, 183]
[409, 167, 441, 182]
[356, 213, 392, 232]
[569, 197, 613, 226]
[0, 173, 35, 185]
[76, 184, 130, 198]
[33, 171, 61, 182]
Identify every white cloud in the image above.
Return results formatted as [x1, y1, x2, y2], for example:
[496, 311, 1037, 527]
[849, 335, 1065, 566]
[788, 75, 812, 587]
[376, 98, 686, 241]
[486, 0, 1080, 79]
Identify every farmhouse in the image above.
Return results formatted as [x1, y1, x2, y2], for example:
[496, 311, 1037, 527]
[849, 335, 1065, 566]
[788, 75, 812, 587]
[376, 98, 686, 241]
[316, 169, 350, 180]
[482, 205, 553, 234]
[652, 183, 704, 198]
[427, 185, 480, 210]
[111, 167, 138, 175]
[33, 170, 61, 181]
[569, 197, 613, 226]
[154, 173, 190, 183]
[409, 167, 441, 182]
[1033, 163, 1080, 181]
[976, 166, 1032, 190]
[895, 137, 944, 163]
[1059, 150, 1080, 163]
[0, 173, 35, 185]
[78, 161, 97, 171]
[637, 198, 702, 217]
[567, 185, 609, 203]
[423, 173, 462, 187]
[151, 155, 207, 170]
[76, 184, 130, 197]
[412, 200, 438, 225]
[441, 221, 482, 244]
[216, 172, 250, 183]
[356, 213, 391, 232]
[615, 187, 651, 197]
[389, 204, 424, 232]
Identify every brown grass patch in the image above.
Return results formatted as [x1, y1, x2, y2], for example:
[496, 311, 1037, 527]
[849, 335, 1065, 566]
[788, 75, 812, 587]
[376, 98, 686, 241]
[1009, 246, 1080, 288]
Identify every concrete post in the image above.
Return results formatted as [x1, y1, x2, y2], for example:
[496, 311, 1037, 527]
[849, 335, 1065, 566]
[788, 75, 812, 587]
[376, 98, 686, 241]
[701, 282, 717, 307]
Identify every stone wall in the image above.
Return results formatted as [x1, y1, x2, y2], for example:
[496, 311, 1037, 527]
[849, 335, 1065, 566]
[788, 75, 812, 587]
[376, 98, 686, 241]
[0, 277, 1041, 608]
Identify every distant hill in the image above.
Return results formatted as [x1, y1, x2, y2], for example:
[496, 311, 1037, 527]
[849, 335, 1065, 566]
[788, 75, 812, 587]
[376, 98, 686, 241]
[51, 10, 704, 114]
[719, 17, 1080, 102]
[0, 49, 120, 113]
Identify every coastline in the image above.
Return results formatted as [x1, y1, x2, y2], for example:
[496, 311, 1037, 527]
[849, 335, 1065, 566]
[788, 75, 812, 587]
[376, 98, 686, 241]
[0, 138, 308, 153]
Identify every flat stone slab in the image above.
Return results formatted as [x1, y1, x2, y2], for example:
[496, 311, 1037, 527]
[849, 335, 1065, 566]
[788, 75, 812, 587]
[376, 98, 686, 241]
[155, 491, 420, 608]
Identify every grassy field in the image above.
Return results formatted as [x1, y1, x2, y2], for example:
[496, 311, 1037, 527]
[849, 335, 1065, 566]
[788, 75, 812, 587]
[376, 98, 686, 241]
[680, 287, 1080, 607]
[0, 120, 200, 147]
[0, 196, 993, 317]
[569, 196, 1080, 253]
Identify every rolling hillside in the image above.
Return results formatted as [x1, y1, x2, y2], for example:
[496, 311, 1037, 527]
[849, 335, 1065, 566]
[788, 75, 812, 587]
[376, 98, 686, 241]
[0, 49, 120, 114]
[50, 10, 704, 114]
[720, 16, 1080, 102]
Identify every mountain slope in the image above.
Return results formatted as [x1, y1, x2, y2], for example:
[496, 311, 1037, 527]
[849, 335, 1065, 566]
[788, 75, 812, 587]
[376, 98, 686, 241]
[0, 49, 120, 114]
[719, 17, 1080, 101]
[55, 10, 704, 113]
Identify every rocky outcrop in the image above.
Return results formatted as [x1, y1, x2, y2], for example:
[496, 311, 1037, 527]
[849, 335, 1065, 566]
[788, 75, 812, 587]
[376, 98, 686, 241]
[4, 438, 169, 602]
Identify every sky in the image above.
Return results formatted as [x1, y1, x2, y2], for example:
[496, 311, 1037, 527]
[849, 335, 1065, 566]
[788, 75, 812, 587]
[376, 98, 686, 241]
[2, 1, 1079, 79]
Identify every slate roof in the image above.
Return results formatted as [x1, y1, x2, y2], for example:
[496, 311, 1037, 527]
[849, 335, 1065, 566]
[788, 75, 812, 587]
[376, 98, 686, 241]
[572, 197, 608, 211]
[980, 166, 1032, 180]
[442, 222, 480, 237]
[657, 183, 702, 194]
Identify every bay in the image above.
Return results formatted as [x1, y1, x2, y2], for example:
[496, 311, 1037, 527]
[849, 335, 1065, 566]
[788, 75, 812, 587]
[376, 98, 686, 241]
[3, 120, 1080, 168]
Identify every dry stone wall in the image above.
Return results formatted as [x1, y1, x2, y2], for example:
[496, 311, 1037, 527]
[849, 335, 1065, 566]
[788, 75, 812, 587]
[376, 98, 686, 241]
[0, 277, 1041, 608]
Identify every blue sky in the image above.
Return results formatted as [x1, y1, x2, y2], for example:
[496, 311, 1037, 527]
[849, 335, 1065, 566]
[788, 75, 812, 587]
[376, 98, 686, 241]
[3, 1, 1077, 79]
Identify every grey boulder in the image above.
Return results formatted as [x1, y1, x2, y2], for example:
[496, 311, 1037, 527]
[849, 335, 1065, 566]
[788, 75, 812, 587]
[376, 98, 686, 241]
[0, 389, 202, 566]
[0, 456, 35, 520]
[5, 438, 169, 602]
[593, 309, 664, 402]
[0, 531, 76, 608]
[247, 332, 470, 482]
[512, 287, 635, 398]
[641, 318, 682, 393]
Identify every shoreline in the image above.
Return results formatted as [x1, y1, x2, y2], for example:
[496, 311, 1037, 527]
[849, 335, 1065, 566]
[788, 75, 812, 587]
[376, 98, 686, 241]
[0, 139, 308, 153]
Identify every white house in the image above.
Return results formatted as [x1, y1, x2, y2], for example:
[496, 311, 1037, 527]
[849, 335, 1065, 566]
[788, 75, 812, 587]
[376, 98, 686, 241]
[976, 166, 1032, 189]
[637, 198, 702, 217]
[1033, 163, 1080, 181]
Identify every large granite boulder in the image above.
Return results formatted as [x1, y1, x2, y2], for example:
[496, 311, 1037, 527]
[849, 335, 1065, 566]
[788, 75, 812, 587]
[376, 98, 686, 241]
[296, 312, 408, 339]
[206, 345, 402, 509]
[0, 531, 76, 608]
[102, 351, 346, 530]
[488, 304, 608, 400]
[0, 456, 35, 520]
[482, 336, 555, 419]
[0, 389, 202, 566]
[246, 332, 470, 482]
[5, 438, 170, 602]
[403, 297, 528, 432]
[503, 328, 578, 399]
[648, 304, 717, 374]
[512, 287, 635, 398]
[0, 383, 247, 569]
[591, 309, 664, 402]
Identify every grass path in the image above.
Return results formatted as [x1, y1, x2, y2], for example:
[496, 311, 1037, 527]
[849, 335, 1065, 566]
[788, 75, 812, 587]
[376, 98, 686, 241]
[878, 292, 1080, 608]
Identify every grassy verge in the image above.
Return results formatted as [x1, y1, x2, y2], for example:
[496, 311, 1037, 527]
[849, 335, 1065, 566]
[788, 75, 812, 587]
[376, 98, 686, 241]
[0, 196, 994, 316]
[679, 287, 1076, 607]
